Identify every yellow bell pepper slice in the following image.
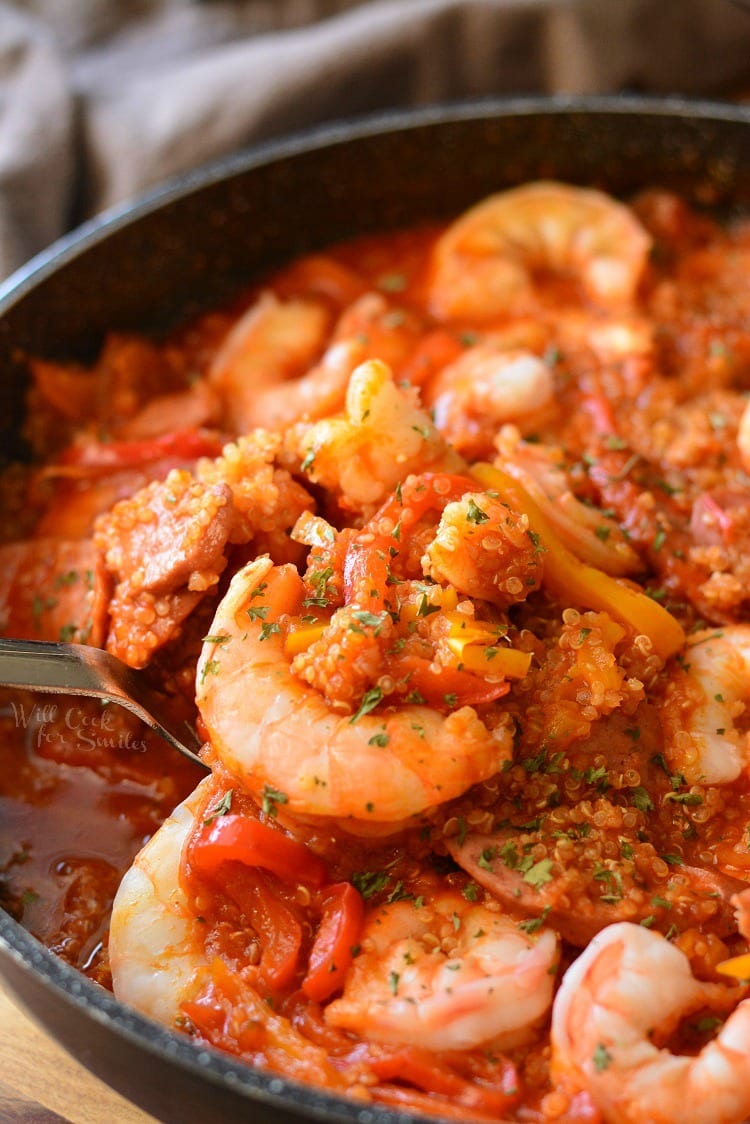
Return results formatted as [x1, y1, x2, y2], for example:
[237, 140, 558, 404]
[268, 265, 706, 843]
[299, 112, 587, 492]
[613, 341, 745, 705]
[283, 617, 330, 656]
[444, 610, 532, 678]
[471, 462, 685, 662]
[716, 952, 750, 981]
[399, 585, 459, 624]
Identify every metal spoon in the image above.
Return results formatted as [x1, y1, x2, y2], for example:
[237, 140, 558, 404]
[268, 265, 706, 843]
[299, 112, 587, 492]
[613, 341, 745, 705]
[0, 638, 207, 769]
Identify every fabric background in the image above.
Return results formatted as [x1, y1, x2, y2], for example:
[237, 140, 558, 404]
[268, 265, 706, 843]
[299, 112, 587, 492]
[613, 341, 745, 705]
[1, 0, 750, 280]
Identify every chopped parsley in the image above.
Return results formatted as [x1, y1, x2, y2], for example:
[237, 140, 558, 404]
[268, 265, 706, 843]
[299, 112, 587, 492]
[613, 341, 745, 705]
[527, 529, 545, 554]
[629, 787, 654, 813]
[203, 632, 232, 645]
[303, 566, 334, 608]
[246, 604, 270, 622]
[604, 435, 627, 451]
[519, 906, 551, 933]
[54, 569, 79, 588]
[200, 659, 220, 682]
[379, 273, 406, 293]
[262, 784, 288, 817]
[353, 869, 391, 899]
[351, 609, 387, 633]
[592, 1044, 613, 1072]
[466, 498, 490, 524]
[350, 687, 384, 723]
[523, 858, 554, 888]
[203, 789, 233, 825]
[664, 791, 703, 806]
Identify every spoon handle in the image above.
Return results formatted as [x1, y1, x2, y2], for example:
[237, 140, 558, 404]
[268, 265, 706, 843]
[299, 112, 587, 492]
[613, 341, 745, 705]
[0, 638, 206, 769]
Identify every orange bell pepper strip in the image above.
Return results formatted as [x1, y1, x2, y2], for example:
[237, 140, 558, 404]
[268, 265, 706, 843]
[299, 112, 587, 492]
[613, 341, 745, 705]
[471, 462, 685, 662]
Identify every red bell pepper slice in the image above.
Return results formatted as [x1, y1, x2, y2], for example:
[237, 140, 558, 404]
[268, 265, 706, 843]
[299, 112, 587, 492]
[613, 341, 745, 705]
[58, 428, 222, 470]
[191, 815, 328, 887]
[367, 1048, 522, 1118]
[214, 865, 304, 992]
[302, 883, 365, 1003]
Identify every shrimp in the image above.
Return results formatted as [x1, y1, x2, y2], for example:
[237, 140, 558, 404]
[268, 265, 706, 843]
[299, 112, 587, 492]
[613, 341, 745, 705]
[325, 888, 559, 1052]
[109, 779, 356, 1092]
[551, 921, 750, 1124]
[329, 291, 424, 372]
[109, 779, 213, 1023]
[737, 398, 750, 474]
[425, 344, 556, 457]
[429, 182, 652, 322]
[196, 555, 513, 827]
[658, 626, 750, 785]
[288, 358, 462, 513]
[209, 290, 426, 434]
[422, 490, 544, 607]
[208, 292, 330, 432]
[235, 291, 426, 432]
[494, 427, 641, 576]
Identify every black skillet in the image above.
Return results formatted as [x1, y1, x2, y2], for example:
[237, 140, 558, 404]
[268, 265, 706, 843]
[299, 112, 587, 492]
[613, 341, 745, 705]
[1, 97, 749, 1124]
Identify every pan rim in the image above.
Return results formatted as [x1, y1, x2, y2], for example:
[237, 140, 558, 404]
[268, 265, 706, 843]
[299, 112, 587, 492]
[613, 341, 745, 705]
[1, 92, 749, 313]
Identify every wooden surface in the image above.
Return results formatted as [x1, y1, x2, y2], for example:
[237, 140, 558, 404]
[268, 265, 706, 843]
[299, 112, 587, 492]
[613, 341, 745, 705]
[0, 982, 158, 1124]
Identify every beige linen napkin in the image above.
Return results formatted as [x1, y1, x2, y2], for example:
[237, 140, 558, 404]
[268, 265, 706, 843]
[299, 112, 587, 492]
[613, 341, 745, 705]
[1, 0, 749, 279]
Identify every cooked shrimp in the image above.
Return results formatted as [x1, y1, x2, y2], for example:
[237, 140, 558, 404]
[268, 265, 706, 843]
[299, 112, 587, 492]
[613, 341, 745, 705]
[196, 555, 513, 827]
[495, 427, 641, 576]
[242, 291, 427, 431]
[555, 310, 655, 364]
[425, 345, 555, 456]
[287, 358, 462, 513]
[737, 398, 750, 474]
[110, 779, 213, 1023]
[551, 921, 750, 1124]
[422, 490, 544, 607]
[325, 889, 559, 1051]
[329, 291, 424, 372]
[208, 292, 330, 432]
[659, 626, 750, 785]
[429, 182, 652, 321]
[118, 380, 221, 440]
